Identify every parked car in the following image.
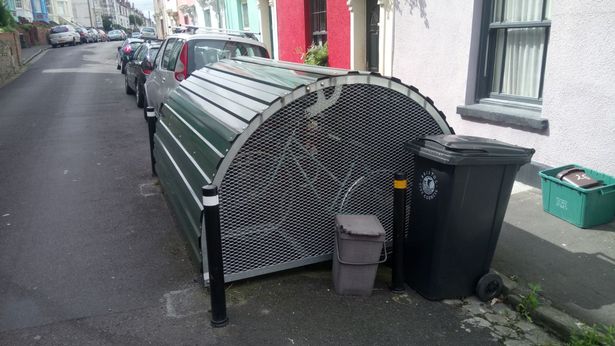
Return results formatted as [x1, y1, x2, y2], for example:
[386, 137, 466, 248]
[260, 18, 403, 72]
[49, 25, 80, 48]
[97, 29, 108, 41]
[124, 41, 162, 108]
[140, 27, 156, 39]
[145, 32, 269, 117]
[116, 38, 144, 74]
[75, 27, 93, 43]
[131, 31, 142, 39]
[87, 28, 100, 42]
[107, 30, 123, 41]
[120, 30, 128, 40]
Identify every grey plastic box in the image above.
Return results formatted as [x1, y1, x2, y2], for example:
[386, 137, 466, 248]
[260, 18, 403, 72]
[332, 215, 386, 296]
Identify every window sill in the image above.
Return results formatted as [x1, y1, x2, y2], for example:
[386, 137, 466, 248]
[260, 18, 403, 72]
[456, 103, 548, 131]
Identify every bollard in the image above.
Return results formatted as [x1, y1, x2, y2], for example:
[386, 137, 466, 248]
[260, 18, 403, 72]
[391, 172, 407, 292]
[202, 185, 229, 327]
[145, 106, 157, 176]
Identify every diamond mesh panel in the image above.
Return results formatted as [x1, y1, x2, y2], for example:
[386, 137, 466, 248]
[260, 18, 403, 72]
[219, 84, 446, 276]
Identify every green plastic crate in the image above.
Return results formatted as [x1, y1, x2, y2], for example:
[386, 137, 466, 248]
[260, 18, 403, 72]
[539, 164, 615, 228]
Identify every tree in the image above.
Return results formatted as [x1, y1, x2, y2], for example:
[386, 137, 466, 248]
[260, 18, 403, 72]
[0, 1, 17, 30]
[129, 14, 136, 26]
[102, 16, 112, 31]
[135, 16, 143, 26]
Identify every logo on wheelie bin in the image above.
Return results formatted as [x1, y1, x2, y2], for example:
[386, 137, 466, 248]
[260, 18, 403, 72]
[419, 170, 438, 200]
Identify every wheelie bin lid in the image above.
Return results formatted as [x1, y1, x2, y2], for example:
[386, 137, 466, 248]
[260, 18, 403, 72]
[405, 135, 535, 166]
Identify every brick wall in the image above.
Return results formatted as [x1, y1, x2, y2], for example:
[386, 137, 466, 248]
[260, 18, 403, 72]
[18, 26, 50, 47]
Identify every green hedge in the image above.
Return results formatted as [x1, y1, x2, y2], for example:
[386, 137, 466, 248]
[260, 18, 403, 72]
[0, 1, 17, 31]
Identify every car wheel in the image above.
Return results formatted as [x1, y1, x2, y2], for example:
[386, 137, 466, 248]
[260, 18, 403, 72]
[121, 62, 126, 75]
[125, 76, 134, 95]
[52, 44, 58, 48]
[136, 82, 144, 108]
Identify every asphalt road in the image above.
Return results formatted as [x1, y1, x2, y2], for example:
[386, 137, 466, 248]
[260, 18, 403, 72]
[0, 42, 199, 343]
[0, 42, 506, 345]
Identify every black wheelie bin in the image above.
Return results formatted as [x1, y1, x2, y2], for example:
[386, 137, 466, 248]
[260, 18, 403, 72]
[404, 135, 535, 301]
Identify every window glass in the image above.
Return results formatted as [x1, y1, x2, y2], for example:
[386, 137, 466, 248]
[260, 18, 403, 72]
[241, 0, 250, 29]
[502, 0, 543, 22]
[160, 38, 177, 70]
[51, 26, 69, 34]
[136, 46, 147, 61]
[165, 39, 184, 70]
[492, 27, 545, 98]
[130, 42, 143, 51]
[478, 0, 551, 101]
[310, 0, 327, 44]
[188, 39, 268, 74]
[204, 9, 212, 27]
[148, 47, 161, 61]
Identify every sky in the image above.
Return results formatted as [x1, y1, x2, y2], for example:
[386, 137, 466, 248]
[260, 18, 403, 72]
[131, 0, 155, 20]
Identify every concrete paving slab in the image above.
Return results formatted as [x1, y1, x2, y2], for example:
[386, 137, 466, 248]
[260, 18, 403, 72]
[494, 186, 615, 327]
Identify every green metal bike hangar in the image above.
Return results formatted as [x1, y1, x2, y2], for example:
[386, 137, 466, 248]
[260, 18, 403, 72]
[153, 56, 453, 282]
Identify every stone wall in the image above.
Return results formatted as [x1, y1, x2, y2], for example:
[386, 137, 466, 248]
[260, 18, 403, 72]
[0, 31, 22, 85]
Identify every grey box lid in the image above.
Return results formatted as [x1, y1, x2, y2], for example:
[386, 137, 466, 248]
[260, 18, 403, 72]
[335, 215, 385, 237]
[405, 135, 535, 166]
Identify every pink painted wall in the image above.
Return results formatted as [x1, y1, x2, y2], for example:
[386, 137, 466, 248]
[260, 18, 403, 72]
[325, 0, 350, 68]
[276, 0, 311, 63]
[276, 0, 350, 67]
[176, 0, 195, 26]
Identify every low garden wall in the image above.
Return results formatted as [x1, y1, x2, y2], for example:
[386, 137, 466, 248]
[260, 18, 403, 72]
[0, 31, 22, 85]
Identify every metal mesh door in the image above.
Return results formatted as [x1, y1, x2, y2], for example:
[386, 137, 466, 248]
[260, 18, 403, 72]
[218, 84, 446, 279]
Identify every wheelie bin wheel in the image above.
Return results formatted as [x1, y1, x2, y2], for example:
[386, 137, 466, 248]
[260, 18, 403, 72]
[476, 272, 503, 302]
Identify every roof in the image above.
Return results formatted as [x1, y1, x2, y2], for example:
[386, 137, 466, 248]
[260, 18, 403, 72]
[160, 56, 451, 186]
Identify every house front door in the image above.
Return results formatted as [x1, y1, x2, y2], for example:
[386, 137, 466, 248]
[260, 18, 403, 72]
[366, 0, 379, 72]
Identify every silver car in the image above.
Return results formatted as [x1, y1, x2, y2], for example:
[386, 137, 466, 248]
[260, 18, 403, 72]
[140, 27, 156, 40]
[49, 25, 80, 48]
[144, 32, 269, 117]
[87, 28, 100, 42]
[107, 30, 123, 41]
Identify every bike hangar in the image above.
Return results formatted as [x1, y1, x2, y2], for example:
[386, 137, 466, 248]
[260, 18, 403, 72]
[146, 56, 453, 323]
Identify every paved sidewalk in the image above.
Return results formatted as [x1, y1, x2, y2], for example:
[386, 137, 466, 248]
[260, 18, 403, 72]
[493, 184, 615, 328]
[20, 44, 50, 64]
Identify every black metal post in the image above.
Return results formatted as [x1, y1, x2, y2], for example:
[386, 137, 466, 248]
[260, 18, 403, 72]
[202, 185, 228, 327]
[145, 106, 157, 176]
[391, 172, 407, 292]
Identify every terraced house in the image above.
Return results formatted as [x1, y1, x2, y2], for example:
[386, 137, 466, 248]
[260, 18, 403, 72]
[271, 0, 614, 182]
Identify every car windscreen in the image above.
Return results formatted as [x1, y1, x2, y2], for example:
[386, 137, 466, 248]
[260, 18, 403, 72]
[130, 42, 143, 51]
[109, 30, 121, 35]
[188, 39, 268, 74]
[141, 28, 155, 33]
[149, 47, 160, 59]
[51, 26, 69, 34]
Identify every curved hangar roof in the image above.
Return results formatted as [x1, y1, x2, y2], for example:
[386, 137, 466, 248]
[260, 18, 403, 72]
[154, 56, 453, 282]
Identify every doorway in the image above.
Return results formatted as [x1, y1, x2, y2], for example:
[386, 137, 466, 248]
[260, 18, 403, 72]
[366, 0, 379, 72]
